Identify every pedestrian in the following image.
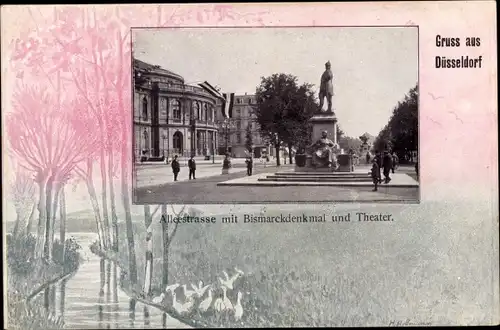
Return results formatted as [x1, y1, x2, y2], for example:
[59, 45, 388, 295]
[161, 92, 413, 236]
[171, 155, 180, 181]
[188, 155, 196, 180]
[374, 152, 383, 183]
[370, 159, 381, 191]
[415, 160, 419, 178]
[382, 150, 393, 183]
[366, 152, 371, 164]
[391, 152, 399, 173]
[245, 157, 253, 176]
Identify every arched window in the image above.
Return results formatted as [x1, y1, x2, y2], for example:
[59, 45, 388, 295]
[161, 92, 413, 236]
[173, 131, 183, 154]
[142, 96, 148, 120]
[172, 99, 181, 120]
[194, 101, 201, 120]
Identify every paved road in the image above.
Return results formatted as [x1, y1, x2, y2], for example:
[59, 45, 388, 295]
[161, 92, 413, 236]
[135, 160, 277, 189]
[134, 165, 419, 204]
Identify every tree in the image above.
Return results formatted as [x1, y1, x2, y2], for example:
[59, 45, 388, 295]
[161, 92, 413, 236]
[160, 205, 185, 290]
[40, 6, 137, 282]
[338, 135, 363, 155]
[10, 169, 37, 238]
[336, 126, 345, 143]
[254, 73, 317, 166]
[6, 84, 97, 261]
[373, 124, 393, 153]
[373, 84, 418, 157]
[142, 205, 155, 297]
[388, 85, 418, 157]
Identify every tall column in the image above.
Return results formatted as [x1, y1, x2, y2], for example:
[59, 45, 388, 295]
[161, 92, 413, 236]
[191, 129, 196, 157]
[151, 83, 160, 157]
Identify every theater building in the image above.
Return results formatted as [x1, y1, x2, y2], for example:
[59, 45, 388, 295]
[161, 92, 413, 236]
[133, 58, 219, 161]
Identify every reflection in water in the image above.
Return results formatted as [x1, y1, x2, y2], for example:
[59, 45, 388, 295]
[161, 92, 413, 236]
[129, 298, 136, 328]
[106, 260, 111, 329]
[60, 278, 67, 324]
[98, 258, 105, 329]
[113, 264, 119, 329]
[144, 305, 150, 326]
[32, 233, 189, 329]
[44, 287, 50, 311]
[51, 284, 56, 315]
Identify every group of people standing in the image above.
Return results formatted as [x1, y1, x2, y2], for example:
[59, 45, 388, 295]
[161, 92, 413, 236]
[170, 155, 197, 181]
[370, 151, 399, 191]
[169, 155, 255, 182]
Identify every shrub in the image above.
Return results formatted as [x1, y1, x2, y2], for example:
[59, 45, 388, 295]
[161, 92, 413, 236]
[7, 292, 65, 330]
[7, 234, 38, 275]
[52, 237, 82, 271]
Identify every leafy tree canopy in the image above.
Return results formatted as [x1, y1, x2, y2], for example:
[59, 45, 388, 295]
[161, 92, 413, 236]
[373, 84, 418, 156]
[254, 73, 317, 149]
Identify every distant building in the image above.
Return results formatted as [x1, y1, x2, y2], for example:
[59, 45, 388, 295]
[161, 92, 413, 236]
[216, 94, 269, 158]
[133, 58, 219, 161]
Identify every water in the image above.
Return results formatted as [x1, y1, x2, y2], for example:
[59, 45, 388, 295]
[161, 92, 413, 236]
[33, 233, 190, 329]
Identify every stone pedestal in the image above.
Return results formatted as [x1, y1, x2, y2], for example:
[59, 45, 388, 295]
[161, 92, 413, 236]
[295, 111, 339, 173]
[337, 154, 354, 172]
[309, 111, 338, 145]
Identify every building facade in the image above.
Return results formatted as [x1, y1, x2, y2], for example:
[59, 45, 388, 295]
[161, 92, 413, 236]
[216, 94, 270, 158]
[134, 58, 219, 161]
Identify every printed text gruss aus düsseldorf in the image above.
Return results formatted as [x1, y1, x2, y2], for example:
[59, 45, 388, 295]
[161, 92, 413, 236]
[435, 56, 483, 68]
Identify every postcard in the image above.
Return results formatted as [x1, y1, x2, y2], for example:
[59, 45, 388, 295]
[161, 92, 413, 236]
[2, 2, 498, 329]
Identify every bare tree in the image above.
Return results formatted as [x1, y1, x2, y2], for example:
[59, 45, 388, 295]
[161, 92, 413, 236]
[161, 204, 186, 289]
[11, 169, 36, 238]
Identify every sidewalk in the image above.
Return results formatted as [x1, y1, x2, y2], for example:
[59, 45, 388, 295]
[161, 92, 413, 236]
[135, 163, 248, 189]
[137, 156, 289, 166]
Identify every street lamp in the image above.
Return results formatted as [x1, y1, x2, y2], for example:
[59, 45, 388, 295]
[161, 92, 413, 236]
[218, 118, 235, 156]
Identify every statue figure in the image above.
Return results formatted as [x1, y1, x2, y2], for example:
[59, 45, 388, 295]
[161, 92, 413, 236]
[309, 130, 339, 168]
[319, 61, 334, 113]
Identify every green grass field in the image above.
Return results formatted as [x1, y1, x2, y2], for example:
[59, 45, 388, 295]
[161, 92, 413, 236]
[109, 202, 495, 327]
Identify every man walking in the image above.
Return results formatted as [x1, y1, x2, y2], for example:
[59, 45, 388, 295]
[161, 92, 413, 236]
[391, 152, 399, 173]
[188, 155, 196, 180]
[374, 152, 383, 183]
[245, 157, 253, 176]
[382, 150, 393, 183]
[370, 159, 381, 191]
[171, 155, 180, 181]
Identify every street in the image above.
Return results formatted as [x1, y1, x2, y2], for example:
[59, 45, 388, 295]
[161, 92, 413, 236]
[133, 161, 419, 204]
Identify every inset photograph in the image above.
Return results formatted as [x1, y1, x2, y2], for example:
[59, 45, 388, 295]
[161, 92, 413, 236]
[132, 27, 419, 204]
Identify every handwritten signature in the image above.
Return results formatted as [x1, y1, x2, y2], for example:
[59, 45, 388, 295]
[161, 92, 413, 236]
[389, 319, 433, 326]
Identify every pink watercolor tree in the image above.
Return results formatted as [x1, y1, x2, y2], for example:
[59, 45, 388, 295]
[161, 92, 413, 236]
[42, 6, 139, 284]
[6, 83, 97, 261]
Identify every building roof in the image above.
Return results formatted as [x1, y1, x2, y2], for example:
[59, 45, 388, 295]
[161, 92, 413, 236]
[133, 58, 184, 82]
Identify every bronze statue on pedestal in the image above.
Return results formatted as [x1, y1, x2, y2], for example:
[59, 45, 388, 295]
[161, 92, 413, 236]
[308, 130, 339, 168]
[319, 61, 334, 114]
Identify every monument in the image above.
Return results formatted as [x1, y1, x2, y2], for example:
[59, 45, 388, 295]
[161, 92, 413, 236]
[297, 60, 346, 172]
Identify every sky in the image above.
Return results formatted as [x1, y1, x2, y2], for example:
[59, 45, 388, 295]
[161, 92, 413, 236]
[133, 27, 418, 137]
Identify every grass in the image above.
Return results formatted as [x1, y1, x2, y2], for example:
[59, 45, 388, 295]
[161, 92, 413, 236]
[95, 201, 495, 327]
[6, 233, 82, 329]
